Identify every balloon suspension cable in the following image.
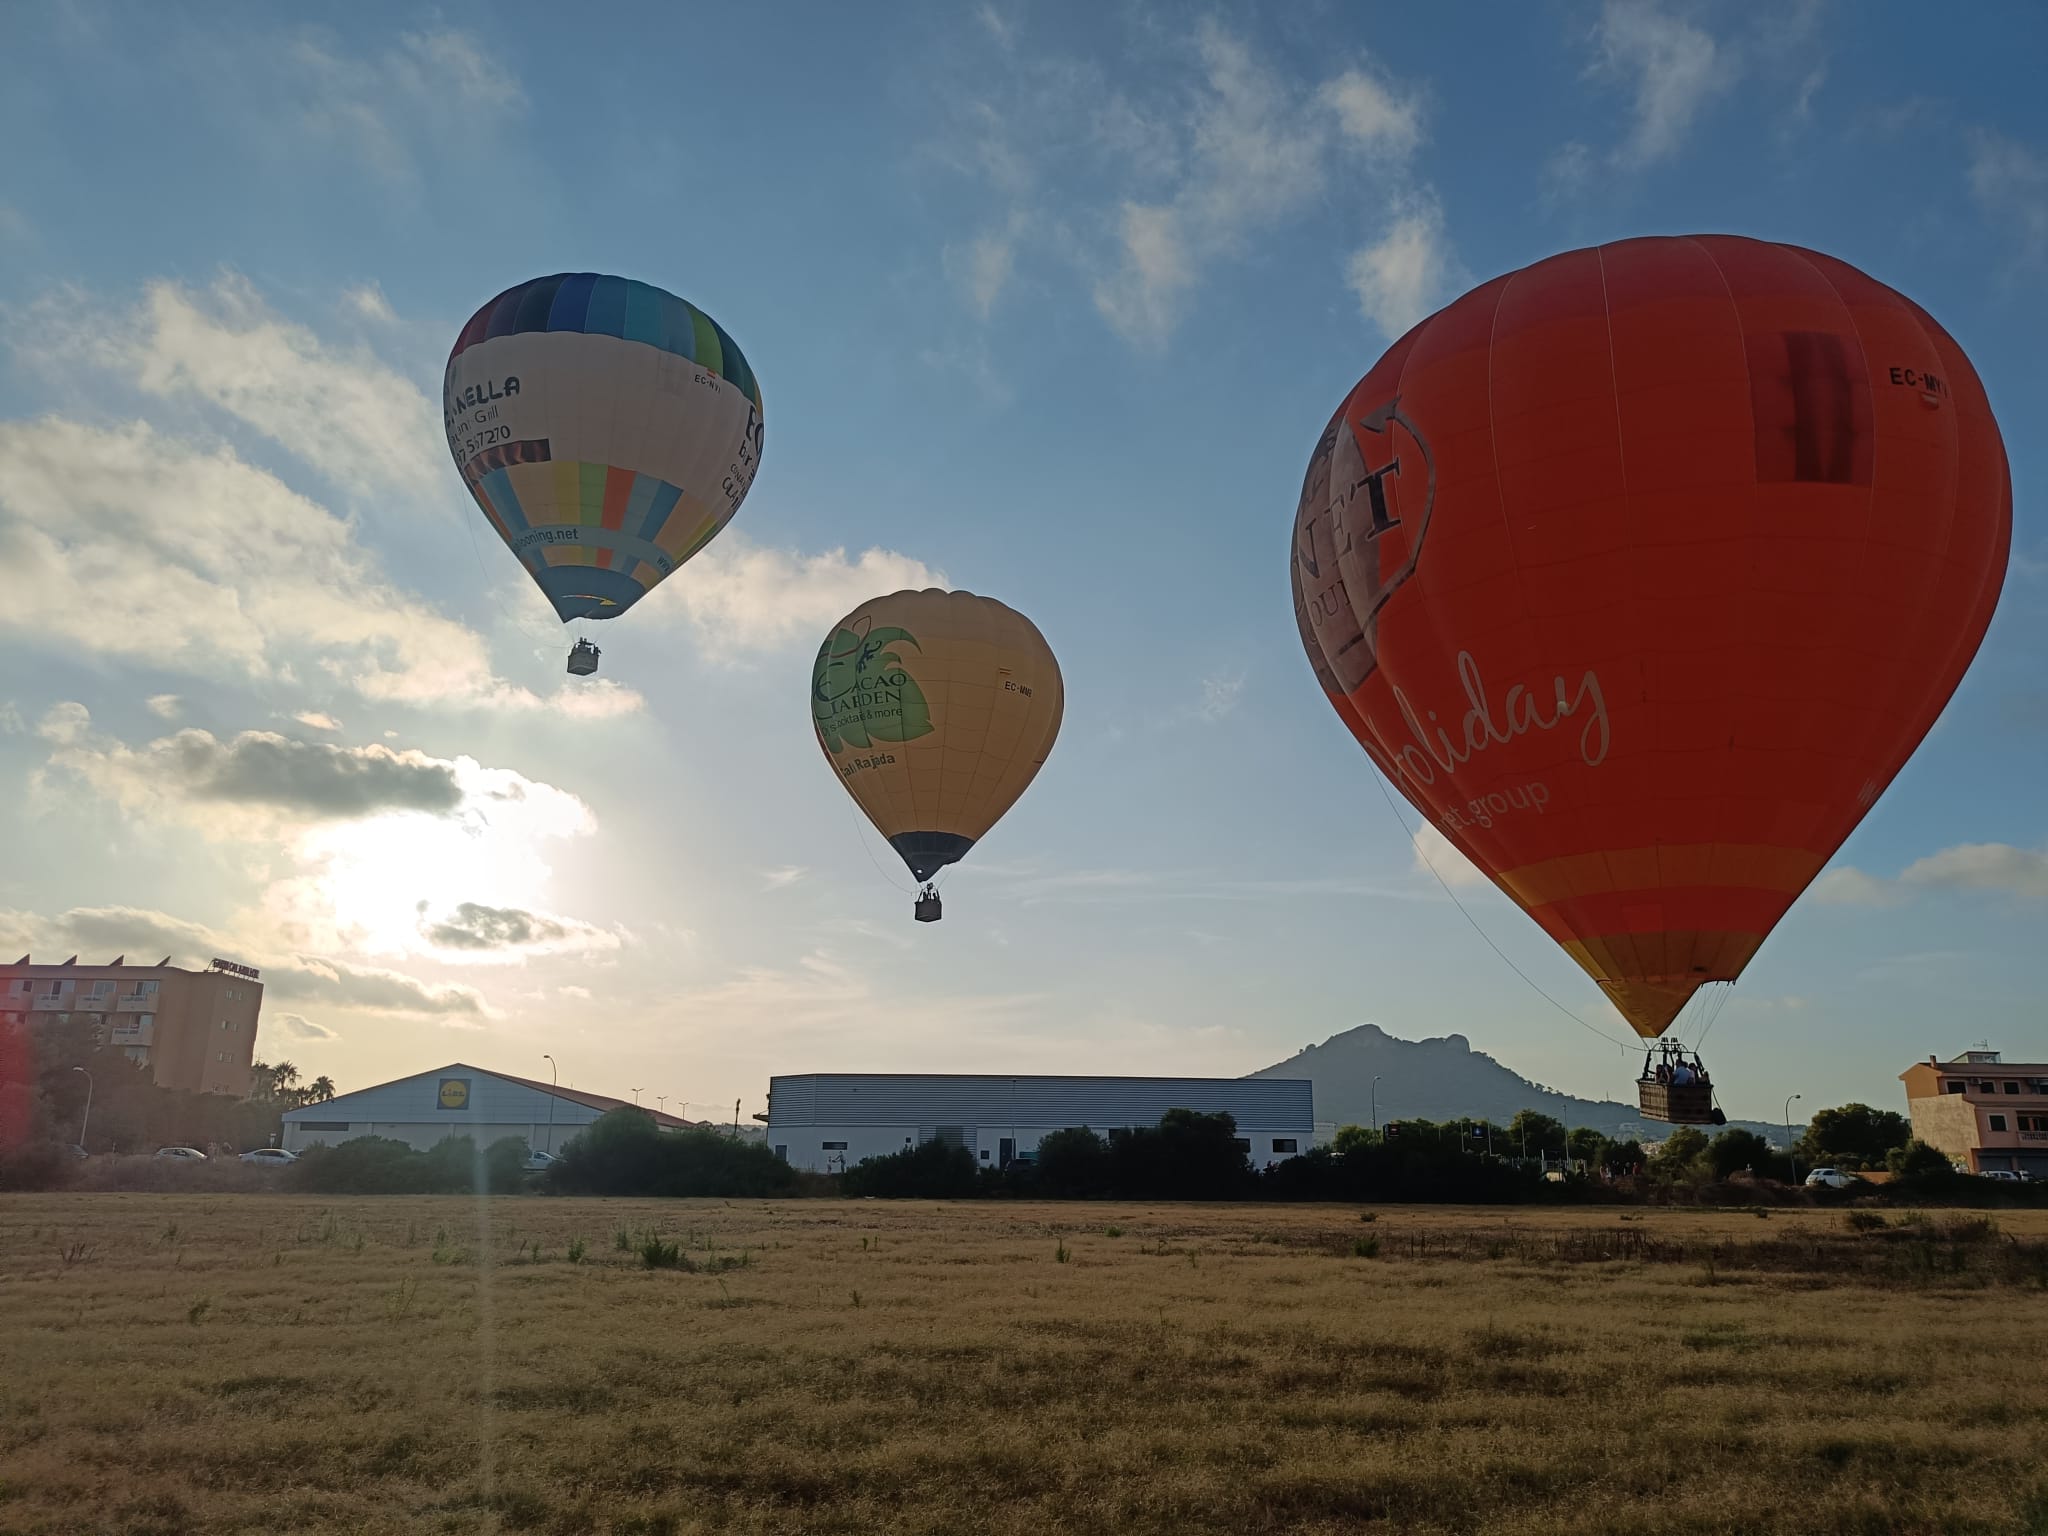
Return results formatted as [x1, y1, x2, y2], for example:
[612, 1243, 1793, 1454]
[840, 792, 918, 894]
[1369, 767, 1637, 1056]
[1691, 980, 1735, 1052]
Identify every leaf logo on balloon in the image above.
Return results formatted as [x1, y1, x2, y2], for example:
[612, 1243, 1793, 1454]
[811, 617, 935, 754]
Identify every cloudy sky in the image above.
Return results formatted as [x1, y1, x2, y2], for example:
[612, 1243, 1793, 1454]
[1, 1, 2042, 1123]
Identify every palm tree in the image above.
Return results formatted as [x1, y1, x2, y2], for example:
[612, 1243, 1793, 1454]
[305, 1075, 336, 1103]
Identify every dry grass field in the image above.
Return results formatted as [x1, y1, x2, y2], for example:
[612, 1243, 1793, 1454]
[2, 1196, 2046, 1536]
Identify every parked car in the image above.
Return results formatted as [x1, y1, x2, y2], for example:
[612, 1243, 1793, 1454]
[64, 1144, 89, 1160]
[522, 1149, 562, 1173]
[153, 1146, 207, 1161]
[239, 1148, 297, 1166]
[1978, 1169, 2029, 1183]
[1804, 1167, 1857, 1189]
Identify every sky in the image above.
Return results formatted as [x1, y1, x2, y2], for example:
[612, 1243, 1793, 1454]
[1, 0, 2043, 1126]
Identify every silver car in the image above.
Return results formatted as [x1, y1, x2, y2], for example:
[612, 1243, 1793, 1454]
[154, 1146, 207, 1161]
[239, 1148, 297, 1166]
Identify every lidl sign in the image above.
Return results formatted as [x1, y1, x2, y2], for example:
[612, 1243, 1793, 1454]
[438, 1078, 471, 1111]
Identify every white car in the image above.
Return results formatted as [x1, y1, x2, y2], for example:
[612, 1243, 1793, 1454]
[1978, 1169, 2029, 1183]
[522, 1150, 562, 1173]
[239, 1148, 297, 1166]
[154, 1146, 207, 1161]
[1804, 1167, 1856, 1189]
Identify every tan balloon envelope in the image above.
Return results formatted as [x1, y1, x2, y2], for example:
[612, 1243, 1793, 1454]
[812, 589, 1062, 913]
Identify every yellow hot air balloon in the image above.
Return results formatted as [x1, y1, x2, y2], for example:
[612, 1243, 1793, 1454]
[812, 589, 1063, 921]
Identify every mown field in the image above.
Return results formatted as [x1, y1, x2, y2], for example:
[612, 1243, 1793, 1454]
[2, 1197, 2045, 1536]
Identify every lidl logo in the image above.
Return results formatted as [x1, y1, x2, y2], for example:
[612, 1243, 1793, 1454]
[438, 1078, 471, 1111]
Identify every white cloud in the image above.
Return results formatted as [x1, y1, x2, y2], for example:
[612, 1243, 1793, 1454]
[272, 1012, 339, 1042]
[39, 707, 466, 825]
[343, 283, 397, 324]
[1319, 68, 1424, 159]
[1345, 197, 1455, 341]
[1411, 822, 1489, 889]
[557, 984, 592, 1001]
[762, 866, 808, 891]
[0, 904, 489, 1019]
[945, 228, 1018, 317]
[1969, 131, 2048, 266]
[1814, 845, 2048, 907]
[418, 901, 623, 963]
[1543, 141, 1595, 206]
[1901, 842, 2048, 901]
[1194, 671, 1245, 723]
[665, 537, 947, 655]
[1094, 203, 1193, 344]
[1587, 0, 1731, 168]
[291, 27, 523, 182]
[1809, 867, 1903, 907]
[551, 679, 647, 719]
[293, 711, 342, 732]
[146, 693, 184, 720]
[0, 416, 597, 712]
[23, 275, 445, 501]
[951, 21, 1444, 349]
[977, 3, 1014, 48]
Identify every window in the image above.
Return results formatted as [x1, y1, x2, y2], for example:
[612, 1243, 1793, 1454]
[1988, 1115, 2008, 1132]
[773, 1145, 787, 1162]
[216, 1051, 226, 1062]
[2004, 1082, 2021, 1094]
[1945, 1080, 1965, 1093]
[821, 1141, 847, 1151]
[980, 1149, 991, 1160]
[1271, 1138, 1299, 1154]
[1233, 1138, 1251, 1152]
[138, 1013, 153, 1029]
[1978, 1081, 1999, 1093]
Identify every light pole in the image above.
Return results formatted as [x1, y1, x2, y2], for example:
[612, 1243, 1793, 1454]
[543, 1054, 558, 1154]
[1371, 1075, 1381, 1135]
[657, 1096, 666, 1116]
[71, 1066, 93, 1150]
[1783, 1093, 1802, 1181]
[632, 1088, 641, 1107]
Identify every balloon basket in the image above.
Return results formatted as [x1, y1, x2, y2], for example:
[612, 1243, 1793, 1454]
[567, 639, 601, 676]
[914, 886, 942, 923]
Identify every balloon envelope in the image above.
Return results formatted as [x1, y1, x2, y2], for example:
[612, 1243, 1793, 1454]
[1291, 235, 2010, 1038]
[445, 273, 764, 623]
[813, 589, 1063, 883]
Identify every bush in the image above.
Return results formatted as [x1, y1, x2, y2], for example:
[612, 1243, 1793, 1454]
[287, 1135, 532, 1195]
[1034, 1126, 1110, 1198]
[841, 1140, 979, 1199]
[0, 1142, 77, 1192]
[545, 1110, 797, 1198]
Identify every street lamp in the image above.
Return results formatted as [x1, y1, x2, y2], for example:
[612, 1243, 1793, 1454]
[1783, 1093, 1803, 1180]
[71, 1066, 93, 1150]
[543, 1054, 558, 1155]
[1371, 1075, 1381, 1134]
[657, 1096, 666, 1115]
[632, 1088, 642, 1107]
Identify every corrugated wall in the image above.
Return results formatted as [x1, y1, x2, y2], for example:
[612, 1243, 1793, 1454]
[768, 1074, 1312, 1128]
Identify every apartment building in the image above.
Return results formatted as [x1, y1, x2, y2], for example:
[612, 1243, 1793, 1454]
[0, 954, 262, 1095]
[1900, 1048, 2048, 1178]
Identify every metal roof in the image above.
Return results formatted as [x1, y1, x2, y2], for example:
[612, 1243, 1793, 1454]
[767, 1073, 1312, 1127]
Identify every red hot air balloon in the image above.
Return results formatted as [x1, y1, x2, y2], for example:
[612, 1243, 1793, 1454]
[1292, 235, 2011, 1042]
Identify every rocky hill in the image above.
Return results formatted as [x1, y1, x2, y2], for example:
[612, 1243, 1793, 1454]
[1247, 1022, 1786, 1143]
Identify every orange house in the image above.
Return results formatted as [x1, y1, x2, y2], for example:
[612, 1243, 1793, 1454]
[1899, 1050, 2048, 1178]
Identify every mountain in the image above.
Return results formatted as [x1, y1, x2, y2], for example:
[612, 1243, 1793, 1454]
[1247, 1023, 1787, 1144]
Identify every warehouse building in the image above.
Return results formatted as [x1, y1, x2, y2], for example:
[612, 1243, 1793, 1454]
[281, 1063, 693, 1154]
[764, 1073, 1315, 1174]
[1, 953, 262, 1095]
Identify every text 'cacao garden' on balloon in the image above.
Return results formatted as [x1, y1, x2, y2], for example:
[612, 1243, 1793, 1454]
[1291, 234, 2010, 1042]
